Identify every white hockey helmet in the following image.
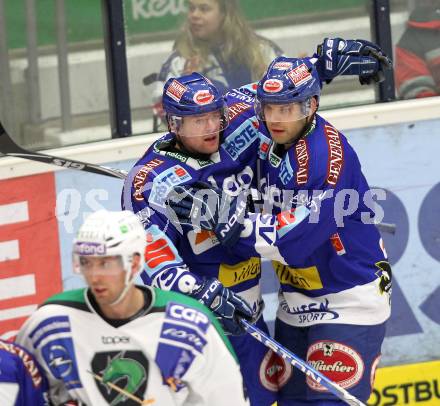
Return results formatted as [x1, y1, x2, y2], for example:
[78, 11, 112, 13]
[73, 210, 146, 289]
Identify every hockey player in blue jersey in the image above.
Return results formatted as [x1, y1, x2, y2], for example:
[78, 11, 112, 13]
[122, 72, 281, 405]
[0, 339, 48, 406]
[168, 50, 392, 405]
[123, 38, 391, 405]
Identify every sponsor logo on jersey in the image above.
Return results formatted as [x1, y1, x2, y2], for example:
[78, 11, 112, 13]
[279, 153, 294, 185]
[133, 158, 164, 201]
[274, 262, 323, 290]
[222, 120, 258, 160]
[91, 351, 149, 404]
[188, 229, 219, 254]
[165, 150, 188, 163]
[276, 206, 309, 238]
[287, 63, 312, 87]
[196, 158, 214, 168]
[73, 241, 106, 256]
[166, 79, 187, 102]
[280, 297, 340, 324]
[330, 233, 346, 255]
[324, 124, 344, 186]
[259, 349, 292, 391]
[261, 142, 269, 153]
[40, 336, 82, 389]
[218, 257, 261, 287]
[149, 165, 192, 208]
[273, 61, 293, 70]
[268, 143, 282, 167]
[295, 139, 309, 185]
[161, 322, 207, 353]
[156, 343, 192, 392]
[228, 102, 252, 122]
[263, 79, 283, 93]
[193, 90, 214, 105]
[101, 336, 130, 345]
[306, 341, 364, 391]
[146, 236, 177, 270]
[0, 341, 43, 387]
[226, 90, 254, 104]
[166, 303, 210, 333]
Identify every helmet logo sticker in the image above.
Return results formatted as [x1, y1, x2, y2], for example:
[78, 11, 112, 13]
[193, 90, 214, 105]
[263, 79, 283, 93]
[74, 241, 106, 256]
[166, 79, 188, 102]
[273, 61, 293, 70]
[287, 63, 312, 87]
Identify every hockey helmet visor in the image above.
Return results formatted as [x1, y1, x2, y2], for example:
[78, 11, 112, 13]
[163, 72, 229, 137]
[255, 56, 321, 122]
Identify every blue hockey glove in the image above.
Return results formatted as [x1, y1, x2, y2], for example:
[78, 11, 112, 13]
[166, 181, 218, 231]
[191, 278, 254, 335]
[166, 182, 250, 249]
[315, 37, 392, 85]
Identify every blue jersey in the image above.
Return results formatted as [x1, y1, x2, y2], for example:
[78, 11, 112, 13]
[122, 86, 266, 317]
[122, 86, 282, 406]
[235, 114, 392, 327]
[0, 340, 47, 406]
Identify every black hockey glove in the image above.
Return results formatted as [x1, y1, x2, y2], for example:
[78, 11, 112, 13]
[315, 37, 392, 85]
[166, 181, 250, 249]
[191, 277, 254, 335]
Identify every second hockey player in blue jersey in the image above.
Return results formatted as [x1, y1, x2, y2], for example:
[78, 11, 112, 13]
[125, 38, 392, 406]
[167, 47, 392, 404]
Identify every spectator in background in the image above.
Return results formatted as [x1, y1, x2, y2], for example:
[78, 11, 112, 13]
[159, 0, 282, 92]
[395, 0, 440, 99]
[150, 0, 282, 130]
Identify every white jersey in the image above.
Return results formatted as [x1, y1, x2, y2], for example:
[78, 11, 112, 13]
[16, 286, 248, 406]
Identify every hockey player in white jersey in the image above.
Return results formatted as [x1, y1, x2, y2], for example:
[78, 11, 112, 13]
[16, 210, 249, 406]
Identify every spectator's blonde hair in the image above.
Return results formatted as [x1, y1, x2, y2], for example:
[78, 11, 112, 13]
[175, 0, 269, 81]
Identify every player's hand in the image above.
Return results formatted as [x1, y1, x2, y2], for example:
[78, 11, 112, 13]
[191, 278, 254, 335]
[166, 181, 218, 231]
[315, 37, 392, 85]
[166, 182, 250, 248]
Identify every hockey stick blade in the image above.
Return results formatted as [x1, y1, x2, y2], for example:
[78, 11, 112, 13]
[241, 319, 367, 406]
[0, 121, 128, 179]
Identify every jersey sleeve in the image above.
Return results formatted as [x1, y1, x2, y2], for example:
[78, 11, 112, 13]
[236, 122, 363, 265]
[0, 341, 48, 406]
[182, 323, 249, 406]
[121, 164, 204, 295]
[15, 311, 73, 405]
[153, 295, 249, 406]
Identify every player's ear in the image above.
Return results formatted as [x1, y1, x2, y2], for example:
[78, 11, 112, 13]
[131, 253, 141, 275]
[311, 96, 319, 113]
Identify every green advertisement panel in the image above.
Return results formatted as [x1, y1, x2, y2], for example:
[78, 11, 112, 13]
[4, 0, 363, 50]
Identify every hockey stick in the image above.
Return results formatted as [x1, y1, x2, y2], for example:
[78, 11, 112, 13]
[0, 121, 127, 179]
[240, 319, 367, 406]
[88, 370, 155, 405]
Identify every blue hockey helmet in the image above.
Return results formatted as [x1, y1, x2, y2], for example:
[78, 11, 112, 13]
[255, 56, 322, 122]
[162, 72, 229, 137]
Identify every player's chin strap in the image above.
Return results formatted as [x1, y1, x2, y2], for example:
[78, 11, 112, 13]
[282, 111, 317, 147]
[240, 319, 367, 406]
[108, 264, 141, 307]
